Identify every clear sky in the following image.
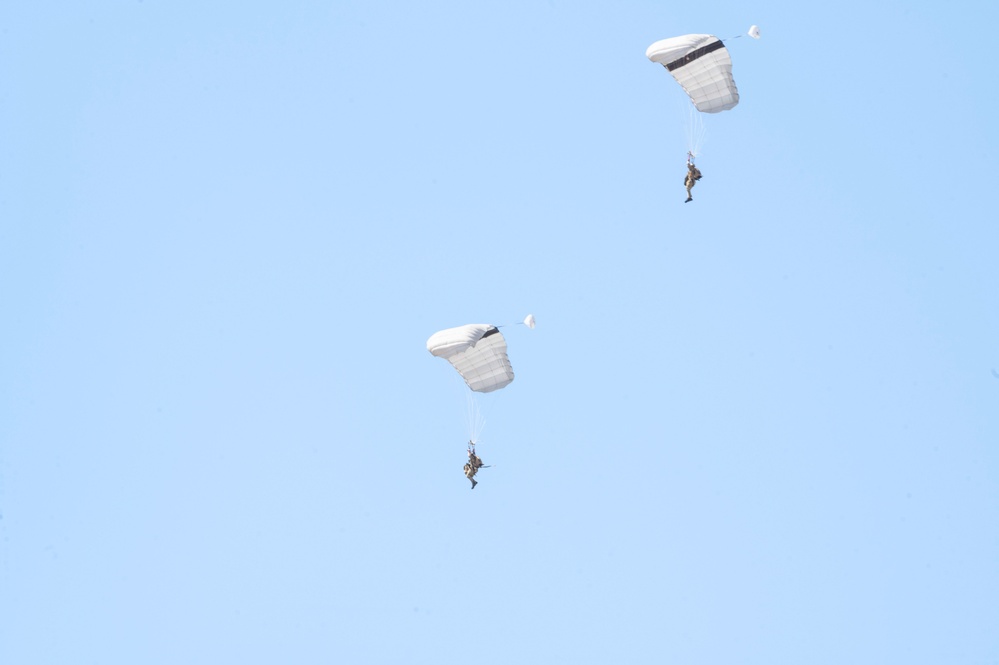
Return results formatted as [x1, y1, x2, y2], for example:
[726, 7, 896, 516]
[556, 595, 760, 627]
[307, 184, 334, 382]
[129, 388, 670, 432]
[2, 1, 998, 663]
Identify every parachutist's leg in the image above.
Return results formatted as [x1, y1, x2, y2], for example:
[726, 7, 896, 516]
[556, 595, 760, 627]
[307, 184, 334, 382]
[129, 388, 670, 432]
[471, 478, 477, 489]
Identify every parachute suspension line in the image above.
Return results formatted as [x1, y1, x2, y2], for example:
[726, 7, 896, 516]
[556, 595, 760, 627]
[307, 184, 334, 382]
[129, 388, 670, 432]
[465, 391, 486, 445]
[451, 374, 482, 444]
[448, 372, 482, 445]
[683, 100, 707, 158]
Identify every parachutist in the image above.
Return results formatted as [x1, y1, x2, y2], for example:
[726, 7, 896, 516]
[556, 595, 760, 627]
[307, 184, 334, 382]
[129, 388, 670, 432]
[647, 31, 754, 202]
[428, 322, 531, 490]
[464, 446, 486, 489]
[684, 160, 702, 202]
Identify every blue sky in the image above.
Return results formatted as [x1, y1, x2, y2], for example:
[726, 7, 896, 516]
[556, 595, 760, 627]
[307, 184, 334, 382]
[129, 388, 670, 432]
[2, 1, 998, 663]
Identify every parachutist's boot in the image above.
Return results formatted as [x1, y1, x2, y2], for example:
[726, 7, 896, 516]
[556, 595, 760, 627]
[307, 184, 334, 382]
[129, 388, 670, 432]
[685, 196, 693, 203]
[471, 479, 477, 489]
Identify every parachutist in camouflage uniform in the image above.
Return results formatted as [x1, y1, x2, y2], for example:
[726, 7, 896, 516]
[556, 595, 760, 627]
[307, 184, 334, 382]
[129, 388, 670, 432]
[684, 160, 702, 203]
[463, 445, 486, 489]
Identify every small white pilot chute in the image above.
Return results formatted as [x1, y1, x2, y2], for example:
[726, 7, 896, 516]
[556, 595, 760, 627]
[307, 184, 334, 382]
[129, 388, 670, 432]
[747, 25, 761, 39]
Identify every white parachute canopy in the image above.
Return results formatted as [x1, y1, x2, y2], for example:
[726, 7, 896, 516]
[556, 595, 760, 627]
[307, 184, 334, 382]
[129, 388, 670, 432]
[427, 324, 515, 394]
[646, 34, 739, 114]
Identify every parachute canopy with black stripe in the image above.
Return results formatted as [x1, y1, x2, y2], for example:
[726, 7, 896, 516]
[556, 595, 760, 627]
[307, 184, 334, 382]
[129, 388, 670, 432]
[427, 324, 515, 393]
[646, 34, 739, 114]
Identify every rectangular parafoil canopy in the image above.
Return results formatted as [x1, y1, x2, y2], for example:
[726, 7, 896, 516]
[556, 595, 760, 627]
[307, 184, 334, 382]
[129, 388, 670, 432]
[427, 324, 515, 393]
[646, 34, 739, 113]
